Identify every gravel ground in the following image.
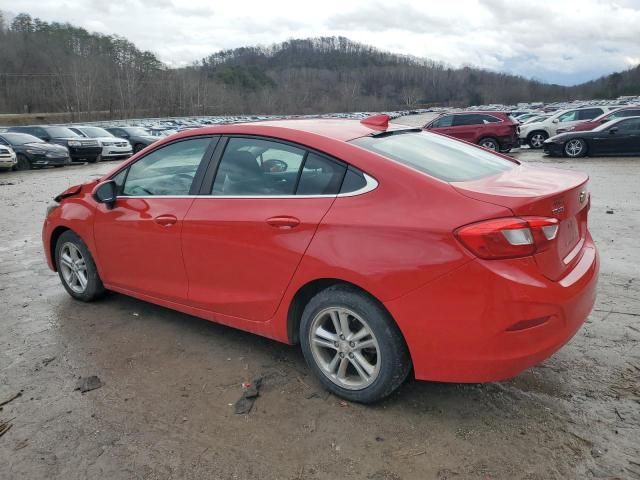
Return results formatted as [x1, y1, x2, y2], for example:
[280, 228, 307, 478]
[0, 115, 639, 479]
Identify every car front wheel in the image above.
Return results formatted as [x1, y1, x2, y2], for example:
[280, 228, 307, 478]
[14, 154, 31, 170]
[55, 230, 105, 301]
[564, 139, 587, 158]
[300, 285, 411, 403]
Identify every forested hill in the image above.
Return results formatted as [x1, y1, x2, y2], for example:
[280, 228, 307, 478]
[1, 12, 638, 120]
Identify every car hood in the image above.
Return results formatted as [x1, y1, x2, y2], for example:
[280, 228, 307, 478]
[22, 142, 67, 151]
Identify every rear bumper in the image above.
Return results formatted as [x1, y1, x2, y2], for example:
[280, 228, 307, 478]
[384, 235, 599, 382]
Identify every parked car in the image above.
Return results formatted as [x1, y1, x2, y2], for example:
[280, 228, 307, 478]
[104, 127, 157, 153]
[43, 114, 598, 403]
[520, 107, 612, 148]
[0, 144, 17, 171]
[556, 106, 640, 134]
[513, 113, 539, 123]
[7, 126, 101, 162]
[68, 126, 132, 161]
[0, 132, 70, 169]
[543, 116, 640, 157]
[424, 111, 519, 152]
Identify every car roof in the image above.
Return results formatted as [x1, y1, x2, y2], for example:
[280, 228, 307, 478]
[177, 118, 413, 142]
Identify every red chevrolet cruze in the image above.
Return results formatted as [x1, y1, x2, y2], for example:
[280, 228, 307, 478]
[43, 115, 598, 403]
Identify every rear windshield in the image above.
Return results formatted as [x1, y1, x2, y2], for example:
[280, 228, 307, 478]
[351, 131, 516, 182]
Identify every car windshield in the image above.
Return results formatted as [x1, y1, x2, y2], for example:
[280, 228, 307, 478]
[124, 128, 150, 136]
[79, 127, 112, 138]
[351, 131, 516, 182]
[46, 126, 80, 137]
[1, 133, 44, 145]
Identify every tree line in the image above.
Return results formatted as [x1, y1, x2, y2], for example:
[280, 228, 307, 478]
[0, 12, 638, 122]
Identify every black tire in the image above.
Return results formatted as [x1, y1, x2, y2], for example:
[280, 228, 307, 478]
[55, 230, 105, 301]
[478, 137, 499, 151]
[527, 131, 548, 149]
[563, 138, 587, 158]
[299, 284, 411, 403]
[87, 154, 102, 164]
[53, 165, 65, 168]
[133, 143, 145, 153]
[499, 147, 512, 153]
[15, 154, 31, 171]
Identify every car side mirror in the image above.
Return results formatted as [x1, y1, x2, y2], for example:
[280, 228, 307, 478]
[609, 127, 618, 134]
[552, 119, 559, 124]
[42, 135, 51, 142]
[93, 180, 117, 207]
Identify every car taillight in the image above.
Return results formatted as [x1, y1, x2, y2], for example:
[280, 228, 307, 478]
[455, 217, 559, 260]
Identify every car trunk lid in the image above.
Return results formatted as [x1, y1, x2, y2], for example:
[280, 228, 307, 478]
[453, 165, 590, 280]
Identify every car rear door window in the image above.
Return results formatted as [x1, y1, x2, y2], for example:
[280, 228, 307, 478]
[212, 137, 305, 196]
[578, 108, 603, 120]
[351, 131, 515, 182]
[453, 114, 480, 126]
[296, 153, 346, 195]
[613, 109, 640, 119]
[122, 137, 211, 196]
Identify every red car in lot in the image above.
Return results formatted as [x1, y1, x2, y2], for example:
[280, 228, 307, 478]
[424, 111, 519, 152]
[43, 114, 598, 403]
[556, 106, 640, 134]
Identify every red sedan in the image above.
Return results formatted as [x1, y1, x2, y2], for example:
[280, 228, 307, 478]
[42, 115, 598, 403]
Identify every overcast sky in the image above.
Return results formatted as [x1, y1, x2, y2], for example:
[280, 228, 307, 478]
[2, 0, 640, 85]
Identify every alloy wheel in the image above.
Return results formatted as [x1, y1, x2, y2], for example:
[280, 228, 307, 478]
[308, 307, 381, 390]
[530, 133, 546, 148]
[480, 139, 498, 151]
[59, 242, 88, 294]
[565, 139, 584, 157]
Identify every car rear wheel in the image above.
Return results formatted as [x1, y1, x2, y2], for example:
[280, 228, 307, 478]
[300, 285, 411, 403]
[478, 137, 499, 151]
[527, 131, 548, 149]
[564, 139, 587, 158]
[15, 154, 31, 171]
[55, 230, 105, 301]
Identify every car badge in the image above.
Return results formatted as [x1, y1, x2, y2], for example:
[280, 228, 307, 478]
[552, 198, 565, 215]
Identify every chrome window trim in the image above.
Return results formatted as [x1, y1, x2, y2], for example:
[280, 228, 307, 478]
[115, 173, 378, 200]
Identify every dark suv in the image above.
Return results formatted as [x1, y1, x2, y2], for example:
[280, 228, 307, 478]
[424, 112, 519, 152]
[8, 125, 102, 163]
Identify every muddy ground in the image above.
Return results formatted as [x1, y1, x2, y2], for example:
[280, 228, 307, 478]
[0, 114, 638, 479]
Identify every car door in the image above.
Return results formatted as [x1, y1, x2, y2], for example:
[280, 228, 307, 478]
[181, 136, 347, 321]
[93, 136, 217, 302]
[613, 118, 640, 154]
[591, 119, 636, 154]
[449, 114, 482, 143]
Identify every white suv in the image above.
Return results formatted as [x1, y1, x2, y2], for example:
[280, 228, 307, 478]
[0, 144, 17, 170]
[69, 126, 133, 161]
[520, 106, 613, 148]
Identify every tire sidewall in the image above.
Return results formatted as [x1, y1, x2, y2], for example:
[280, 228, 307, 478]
[478, 137, 498, 151]
[564, 139, 586, 158]
[528, 131, 548, 149]
[55, 230, 104, 301]
[300, 285, 410, 403]
[16, 154, 31, 170]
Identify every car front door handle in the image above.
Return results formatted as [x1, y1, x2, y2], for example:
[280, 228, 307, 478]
[154, 214, 178, 227]
[266, 216, 300, 229]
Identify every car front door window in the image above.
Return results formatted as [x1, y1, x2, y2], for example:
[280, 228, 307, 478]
[212, 138, 305, 196]
[122, 137, 211, 196]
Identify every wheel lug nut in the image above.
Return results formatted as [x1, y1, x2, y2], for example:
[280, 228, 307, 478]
[333, 341, 339, 347]
[348, 353, 354, 358]
[349, 341, 355, 347]
[339, 352, 345, 358]
[339, 335, 345, 340]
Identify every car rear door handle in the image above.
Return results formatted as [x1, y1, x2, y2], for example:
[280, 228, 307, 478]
[154, 214, 178, 227]
[266, 216, 300, 229]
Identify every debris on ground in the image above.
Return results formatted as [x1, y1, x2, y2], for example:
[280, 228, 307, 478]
[75, 376, 103, 393]
[606, 209, 615, 214]
[0, 418, 13, 438]
[0, 391, 23, 407]
[234, 377, 262, 414]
